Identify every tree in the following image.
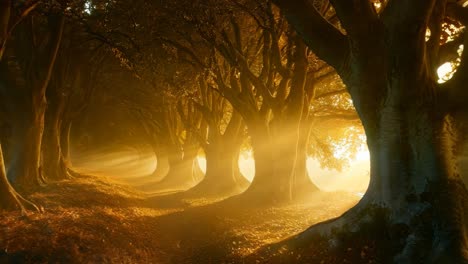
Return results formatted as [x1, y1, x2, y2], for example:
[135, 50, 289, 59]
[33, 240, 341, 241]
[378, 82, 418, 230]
[0, 144, 39, 212]
[42, 30, 100, 181]
[270, 0, 468, 262]
[0, 0, 40, 212]
[178, 78, 249, 197]
[8, 9, 65, 188]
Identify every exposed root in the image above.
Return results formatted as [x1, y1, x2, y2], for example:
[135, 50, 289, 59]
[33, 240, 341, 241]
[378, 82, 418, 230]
[16, 193, 42, 213]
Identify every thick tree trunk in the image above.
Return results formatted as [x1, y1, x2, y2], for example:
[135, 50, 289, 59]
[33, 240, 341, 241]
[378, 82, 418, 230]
[242, 119, 318, 203]
[458, 142, 468, 186]
[149, 142, 169, 181]
[9, 14, 64, 189]
[0, 143, 39, 213]
[9, 102, 47, 189]
[150, 147, 202, 192]
[187, 141, 249, 197]
[153, 154, 170, 180]
[60, 120, 73, 170]
[358, 107, 468, 262]
[267, 1, 468, 262]
[265, 85, 468, 263]
[43, 93, 70, 181]
[242, 122, 292, 203]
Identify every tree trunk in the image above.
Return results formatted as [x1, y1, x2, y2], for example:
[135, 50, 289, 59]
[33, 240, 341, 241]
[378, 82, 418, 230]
[341, 108, 467, 263]
[266, 82, 468, 263]
[292, 125, 320, 198]
[0, 143, 39, 213]
[43, 93, 70, 181]
[242, 118, 318, 203]
[149, 142, 169, 181]
[149, 146, 202, 192]
[266, 0, 468, 262]
[186, 140, 249, 197]
[241, 121, 292, 203]
[9, 102, 47, 189]
[9, 14, 64, 189]
[60, 120, 73, 169]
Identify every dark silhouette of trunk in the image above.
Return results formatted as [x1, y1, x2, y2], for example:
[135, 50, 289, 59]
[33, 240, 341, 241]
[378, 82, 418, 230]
[0, 143, 38, 213]
[43, 92, 70, 181]
[0, 0, 10, 60]
[458, 142, 468, 186]
[60, 120, 73, 170]
[10, 14, 64, 189]
[10, 104, 48, 188]
[268, 1, 468, 262]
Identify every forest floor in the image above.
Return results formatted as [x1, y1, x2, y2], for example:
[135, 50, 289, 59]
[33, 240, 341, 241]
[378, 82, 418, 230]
[0, 173, 377, 264]
[0, 147, 376, 263]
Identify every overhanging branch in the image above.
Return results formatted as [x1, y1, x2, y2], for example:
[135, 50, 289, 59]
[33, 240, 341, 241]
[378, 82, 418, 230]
[272, 0, 349, 70]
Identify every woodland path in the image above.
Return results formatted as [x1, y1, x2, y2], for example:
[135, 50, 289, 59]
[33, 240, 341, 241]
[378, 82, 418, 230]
[0, 147, 365, 263]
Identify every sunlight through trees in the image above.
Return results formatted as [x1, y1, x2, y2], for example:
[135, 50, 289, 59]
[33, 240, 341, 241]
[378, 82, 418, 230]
[1, 0, 468, 263]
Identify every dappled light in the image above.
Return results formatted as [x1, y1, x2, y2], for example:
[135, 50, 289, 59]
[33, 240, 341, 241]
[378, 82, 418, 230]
[437, 45, 464, 83]
[2, 0, 468, 263]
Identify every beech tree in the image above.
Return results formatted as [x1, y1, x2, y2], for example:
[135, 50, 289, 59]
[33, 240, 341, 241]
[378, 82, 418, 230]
[124, 0, 361, 202]
[179, 1, 362, 203]
[271, 0, 468, 262]
[42, 32, 100, 181]
[179, 77, 249, 197]
[0, 0, 41, 211]
[8, 10, 65, 188]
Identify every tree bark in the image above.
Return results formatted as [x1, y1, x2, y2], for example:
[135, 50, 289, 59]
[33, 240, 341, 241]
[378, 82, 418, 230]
[60, 120, 73, 169]
[241, 121, 292, 203]
[267, 1, 468, 262]
[148, 141, 169, 181]
[10, 14, 65, 189]
[43, 92, 71, 181]
[186, 140, 249, 197]
[10, 106, 47, 188]
[0, 143, 39, 213]
[149, 146, 202, 192]
[293, 123, 320, 198]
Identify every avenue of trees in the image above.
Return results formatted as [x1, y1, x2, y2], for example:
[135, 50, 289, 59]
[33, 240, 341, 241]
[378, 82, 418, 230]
[1, 0, 468, 262]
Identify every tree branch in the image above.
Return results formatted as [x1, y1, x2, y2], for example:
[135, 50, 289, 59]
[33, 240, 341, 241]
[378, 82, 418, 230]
[314, 88, 347, 100]
[329, 0, 378, 35]
[272, 0, 349, 70]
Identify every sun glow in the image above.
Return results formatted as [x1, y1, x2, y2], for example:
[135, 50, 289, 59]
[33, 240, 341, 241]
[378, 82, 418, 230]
[197, 145, 370, 193]
[355, 148, 369, 161]
[437, 44, 464, 83]
[437, 62, 455, 83]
